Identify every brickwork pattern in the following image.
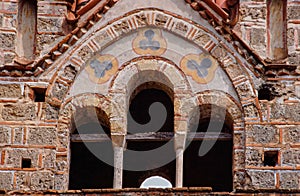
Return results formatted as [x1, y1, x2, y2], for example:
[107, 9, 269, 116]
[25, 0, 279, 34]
[0, 0, 299, 194]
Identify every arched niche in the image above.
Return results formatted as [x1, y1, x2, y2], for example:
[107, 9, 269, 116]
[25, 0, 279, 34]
[69, 106, 114, 190]
[123, 81, 176, 188]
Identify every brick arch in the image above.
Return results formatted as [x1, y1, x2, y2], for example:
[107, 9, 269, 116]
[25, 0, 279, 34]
[191, 90, 245, 190]
[46, 9, 261, 122]
[57, 93, 111, 148]
[108, 57, 194, 134]
[196, 90, 243, 122]
[56, 93, 113, 190]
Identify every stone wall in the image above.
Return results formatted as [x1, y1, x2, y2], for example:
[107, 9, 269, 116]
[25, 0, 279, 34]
[0, 0, 299, 194]
[0, 0, 67, 65]
[238, 0, 300, 64]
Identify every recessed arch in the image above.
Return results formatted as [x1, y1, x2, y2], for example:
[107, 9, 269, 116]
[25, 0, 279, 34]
[58, 93, 114, 190]
[183, 90, 243, 192]
[109, 57, 192, 135]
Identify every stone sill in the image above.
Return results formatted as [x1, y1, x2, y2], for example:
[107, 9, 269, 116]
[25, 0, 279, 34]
[3, 187, 300, 195]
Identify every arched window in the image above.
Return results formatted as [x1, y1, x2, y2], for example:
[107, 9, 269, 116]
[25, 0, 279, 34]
[140, 176, 172, 188]
[123, 82, 176, 188]
[69, 107, 113, 189]
[184, 104, 233, 192]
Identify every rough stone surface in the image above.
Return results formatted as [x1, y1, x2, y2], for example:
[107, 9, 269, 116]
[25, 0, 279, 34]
[246, 148, 263, 166]
[30, 171, 54, 190]
[6, 149, 39, 168]
[0, 126, 10, 144]
[282, 149, 300, 165]
[283, 126, 300, 144]
[45, 104, 59, 120]
[27, 127, 56, 145]
[2, 104, 36, 121]
[246, 125, 278, 144]
[247, 170, 275, 189]
[280, 172, 300, 190]
[52, 82, 68, 101]
[0, 33, 15, 50]
[62, 65, 77, 80]
[0, 84, 21, 98]
[13, 127, 23, 144]
[37, 17, 63, 33]
[0, 172, 13, 190]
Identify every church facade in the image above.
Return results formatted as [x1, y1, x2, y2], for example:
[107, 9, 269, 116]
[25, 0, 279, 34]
[0, 0, 299, 194]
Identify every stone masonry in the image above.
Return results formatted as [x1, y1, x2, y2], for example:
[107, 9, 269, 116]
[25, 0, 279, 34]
[0, 0, 299, 195]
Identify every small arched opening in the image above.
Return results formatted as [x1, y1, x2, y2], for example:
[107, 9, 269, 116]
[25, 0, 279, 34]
[140, 176, 173, 188]
[184, 104, 233, 191]
[123, 82, 176, 188]
[69, 106, 114, 189]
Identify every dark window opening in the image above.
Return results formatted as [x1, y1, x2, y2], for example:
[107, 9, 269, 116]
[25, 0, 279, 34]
[128, 87, 174, 135]
[124, 84, 175, 188]
[184, 105, 233, 192]
[258, 84, 276, 101]
[69, 141, 114, 189]
[32, 87, 46, 102]
[21, 158, 31, 168]
[123, 141, 176, 188]
[69, 107, 113, 190]
[264, 151, 278, 167]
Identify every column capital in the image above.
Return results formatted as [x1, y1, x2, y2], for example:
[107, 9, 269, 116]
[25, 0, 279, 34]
[111, 133, 126, 148]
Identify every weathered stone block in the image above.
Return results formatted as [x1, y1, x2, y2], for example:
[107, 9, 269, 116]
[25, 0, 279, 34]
[6, 149, 39, 168]
[4, 52, 15, 64]
[246, 125, 278, 144]
[15, 172, 29, 190]
[2, 104, 36, 121]
[234, 132, 245, 147]
[247, 170, 275, 189]
[0, 126, 10, 144]
[243, 104, 259, 118]
[55, 157, 68, 172]
[37, 34, 63, 53]
[27, 127, 56, 145]
[0, 172, 13, 190]
[283, 126, 300, 144]
[0, 32, 15, 50]
[54, 174, 68, 190]
[0, 84, 22, 98]
[45, 103, 59, 120]
[52, 82, 68, 101]
[43, 149, 56, 169]
[37, 17, 64, 33]
[234, 150, 245, 169]
[13, 127, 23, 144]
[288, 6, 300, 20]
[282, 149, 300, 165]
[240, 6, 266, 21]
[246, 148, 263, 166]
[62, 65, 77, 80]
[30, 171, 54, 190]
[77, 45, 92, 62]
[250, 28, 266, 47]
[280, 172, 300, 190]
